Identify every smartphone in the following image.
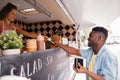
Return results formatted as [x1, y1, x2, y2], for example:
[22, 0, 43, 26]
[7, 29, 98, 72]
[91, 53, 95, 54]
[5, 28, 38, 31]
[74, 58, 83, 68]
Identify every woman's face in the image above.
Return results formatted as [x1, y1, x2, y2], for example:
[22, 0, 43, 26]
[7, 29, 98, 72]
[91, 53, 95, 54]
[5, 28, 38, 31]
[6, 9, 17, 22]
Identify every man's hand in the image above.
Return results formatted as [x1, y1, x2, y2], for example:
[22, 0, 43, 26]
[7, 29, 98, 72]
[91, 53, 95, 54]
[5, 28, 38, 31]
[73, 63, 105, 80]
[73, 63, 87, 73]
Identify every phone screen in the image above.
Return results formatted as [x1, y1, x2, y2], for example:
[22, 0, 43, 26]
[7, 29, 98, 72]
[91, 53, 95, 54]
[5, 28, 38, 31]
[74, 58, 83, 68]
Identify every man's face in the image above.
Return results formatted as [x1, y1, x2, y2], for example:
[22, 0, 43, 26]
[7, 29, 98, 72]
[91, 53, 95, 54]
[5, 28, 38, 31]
[87, 31, 98, 47]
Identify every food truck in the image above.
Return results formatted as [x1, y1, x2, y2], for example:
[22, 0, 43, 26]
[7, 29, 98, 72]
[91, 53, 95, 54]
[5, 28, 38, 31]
[0, 0, 120, 80]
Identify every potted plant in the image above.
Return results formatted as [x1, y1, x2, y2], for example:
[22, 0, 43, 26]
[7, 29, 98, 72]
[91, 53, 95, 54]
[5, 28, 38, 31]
[0, 31, 23, 56]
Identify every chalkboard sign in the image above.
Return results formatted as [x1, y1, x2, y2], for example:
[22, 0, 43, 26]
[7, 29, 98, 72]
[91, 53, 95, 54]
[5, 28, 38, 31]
[0, 48, 74, 80]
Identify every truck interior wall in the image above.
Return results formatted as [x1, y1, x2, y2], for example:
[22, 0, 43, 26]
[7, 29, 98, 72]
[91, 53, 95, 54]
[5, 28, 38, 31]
[14, 20, 76, 41]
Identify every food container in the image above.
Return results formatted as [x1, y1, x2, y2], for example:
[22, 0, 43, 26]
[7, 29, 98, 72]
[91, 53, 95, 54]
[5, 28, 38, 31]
[26, 39, 37, 52]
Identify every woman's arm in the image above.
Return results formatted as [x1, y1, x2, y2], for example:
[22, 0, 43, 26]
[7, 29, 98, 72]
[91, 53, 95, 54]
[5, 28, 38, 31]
[16, 26, 38, 38]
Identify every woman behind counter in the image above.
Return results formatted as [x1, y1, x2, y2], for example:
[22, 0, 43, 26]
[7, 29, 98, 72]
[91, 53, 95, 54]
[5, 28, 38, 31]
[0, 2, 42, 38]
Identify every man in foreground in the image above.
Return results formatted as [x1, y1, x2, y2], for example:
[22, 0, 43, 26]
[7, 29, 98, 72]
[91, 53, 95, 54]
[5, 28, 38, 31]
[56, 27, 118, 80]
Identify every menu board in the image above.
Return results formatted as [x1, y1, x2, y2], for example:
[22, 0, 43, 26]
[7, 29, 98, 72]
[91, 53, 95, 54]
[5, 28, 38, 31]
[0, 48, 73, 80]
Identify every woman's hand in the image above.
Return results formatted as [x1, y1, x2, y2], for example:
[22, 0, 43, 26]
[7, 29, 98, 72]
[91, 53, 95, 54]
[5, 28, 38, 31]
[43, 36, 48, 41]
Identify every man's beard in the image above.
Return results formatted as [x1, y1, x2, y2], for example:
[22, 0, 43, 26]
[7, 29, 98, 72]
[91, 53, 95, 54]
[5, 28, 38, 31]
[88, 41, 92, 47]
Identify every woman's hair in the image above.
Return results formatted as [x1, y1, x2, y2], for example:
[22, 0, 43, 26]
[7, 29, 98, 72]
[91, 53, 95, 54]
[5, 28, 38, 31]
[0, 2, 17, 20]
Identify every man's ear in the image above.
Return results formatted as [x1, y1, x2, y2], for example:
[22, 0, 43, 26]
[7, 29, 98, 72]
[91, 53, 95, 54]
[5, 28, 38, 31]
[98, 34, 102, 41]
